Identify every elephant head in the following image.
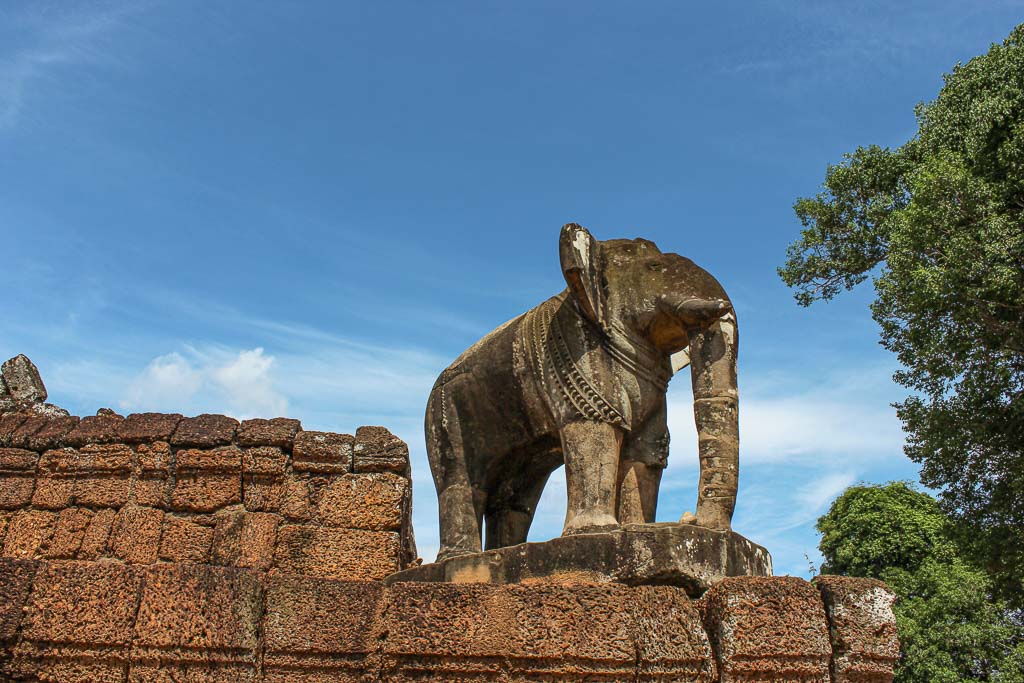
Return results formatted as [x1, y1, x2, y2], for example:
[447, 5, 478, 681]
[560, 224, 739, 530]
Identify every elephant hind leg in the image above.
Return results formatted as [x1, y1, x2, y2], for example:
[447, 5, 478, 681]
[426, 385, 484, 561]
[483, 443, 561, 550]
[484, 470, 552, 550]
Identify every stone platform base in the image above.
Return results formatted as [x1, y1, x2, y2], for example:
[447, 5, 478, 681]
[0, 559, 899, 683]
[387, 522, 771, 596]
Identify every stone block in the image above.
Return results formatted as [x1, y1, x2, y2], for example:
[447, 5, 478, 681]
[66, 411, 125, 447]
[263, 575, 383, 682]
[2, 510, 55, 558]
[380, 582, 508, 680]
[242, 445, 288, 475]
[78, 508, 117, 559]
[122, 412, 183, 444]
[74, 443, 134, 507]
[7, 414, 47, 449]
[0, 558, 38, 643]
[814, 575, 899, 683]
[177, 445, 242, 470]
[389, 523, 770, 595]
[242, 476, 284, 513]
[79, 442, 134, 469]
[279, 476, 314, 521]
[293, 430, 352, 473]
[315, 472, 407, 530]
[135, 564, 264, 649]
[274, 525, 401, 580]
[32, 448, 77, 509]
[112, 506, 164, 564]
[505, 584, 639, 672]
[237, 417, 301, 448]
[241, 447, 287, 512]
[25, 415, 80, 451]
[0, 412, 28, 447]
[172, 447, 242, 512]
[382, 583, 645, 681]
[44, 507, 93, 559]
[159, 516, 214, 563]
[135, 441, 173, 508]
[171, 413, 239, 448]
[235, 512, 278, 570]
[12, 560, 141, 683]
[354, 425, 409, 474]
[633, 586, 717, 682]
[0, 448, 38, 510]
[21, 560, 141, 644]
[1, 355, 46, 403]
[0, 448, 37, 471]
[132, 564, 263, 682]
[211, 509, 278, 570]
[702, 576, 831, 683]
[128, 661, 258, 683]
[12, 653, 129, 683]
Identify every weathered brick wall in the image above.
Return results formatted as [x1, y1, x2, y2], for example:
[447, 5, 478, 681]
[0, 560, 897, 682]
[0, 410, 415, 578]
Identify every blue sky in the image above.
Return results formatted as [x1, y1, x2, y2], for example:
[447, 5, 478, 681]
[2, 1, 1022, 573]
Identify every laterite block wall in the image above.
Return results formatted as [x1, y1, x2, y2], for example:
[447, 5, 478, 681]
[0, 410, 416, 577]
[0, 404, 419, 682]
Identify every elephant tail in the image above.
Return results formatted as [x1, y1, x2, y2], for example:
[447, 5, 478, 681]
[424, 379, 449, 494]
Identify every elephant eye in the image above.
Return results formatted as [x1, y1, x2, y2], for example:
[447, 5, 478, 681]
[647, 262, 666, 273]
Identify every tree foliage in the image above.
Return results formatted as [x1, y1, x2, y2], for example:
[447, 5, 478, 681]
[818, 483, 1023, 682]
[781, 24, 1024, 604]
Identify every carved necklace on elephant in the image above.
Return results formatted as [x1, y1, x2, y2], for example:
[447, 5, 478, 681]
[523, 295, 670, 429]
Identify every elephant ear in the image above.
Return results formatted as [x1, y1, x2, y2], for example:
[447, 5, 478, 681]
[559, 223, 605, 327]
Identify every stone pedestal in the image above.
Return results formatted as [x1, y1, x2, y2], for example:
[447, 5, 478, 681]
[387, 522, 771, 596]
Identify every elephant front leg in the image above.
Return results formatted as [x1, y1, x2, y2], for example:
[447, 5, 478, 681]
[617, 460, 663, 525]
[689, 315, 739, 530]
[561, 420, 623, 535]
[617, 402, 669, 525]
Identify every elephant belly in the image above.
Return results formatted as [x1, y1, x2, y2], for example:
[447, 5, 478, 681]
[431, 316, 553, 488]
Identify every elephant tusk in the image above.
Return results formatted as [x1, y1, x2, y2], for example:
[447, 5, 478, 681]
[671, 348, 691, 374]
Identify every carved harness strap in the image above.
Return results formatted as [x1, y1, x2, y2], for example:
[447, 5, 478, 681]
[522, 296, 671, 429]
[606, 320, 671, 394]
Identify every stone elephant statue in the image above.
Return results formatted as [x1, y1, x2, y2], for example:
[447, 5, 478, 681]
[426, 224, 739, 561]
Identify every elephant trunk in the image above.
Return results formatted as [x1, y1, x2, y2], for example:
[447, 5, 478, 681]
[688, 313, 739, 530]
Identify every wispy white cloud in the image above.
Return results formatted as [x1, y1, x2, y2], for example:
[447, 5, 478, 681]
[122, 352, 201, 409]
[741, 469, 857, 537]
[131, 287, 494, 358]
[121, 347, 287, 420]
[0, 3, 137, 130]
[210, 348, 287, 418]
[666, 366, 904, 467]
[731, 468, 859, 577]
[710, 1, 969, 82]
[796, 470, 856, 514]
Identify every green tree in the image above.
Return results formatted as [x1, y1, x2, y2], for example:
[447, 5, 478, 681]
[818, 483, 1023, 682]
[780, 24, 1024, 604]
